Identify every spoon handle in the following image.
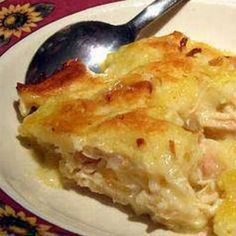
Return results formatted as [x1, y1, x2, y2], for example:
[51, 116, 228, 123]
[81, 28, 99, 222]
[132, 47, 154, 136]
[128, 0, 186, 36]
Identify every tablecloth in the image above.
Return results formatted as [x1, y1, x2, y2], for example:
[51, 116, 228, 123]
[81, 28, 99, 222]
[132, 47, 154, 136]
[0, 0, 120, 235]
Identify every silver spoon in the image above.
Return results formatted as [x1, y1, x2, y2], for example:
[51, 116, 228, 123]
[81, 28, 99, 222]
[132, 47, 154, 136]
[26, 0, 185, 84]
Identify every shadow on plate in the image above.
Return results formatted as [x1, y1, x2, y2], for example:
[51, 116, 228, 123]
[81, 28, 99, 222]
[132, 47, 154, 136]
[65, 182, 163, 234]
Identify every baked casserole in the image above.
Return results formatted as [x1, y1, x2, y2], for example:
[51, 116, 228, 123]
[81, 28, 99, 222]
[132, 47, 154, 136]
[17, 32, 236, 235]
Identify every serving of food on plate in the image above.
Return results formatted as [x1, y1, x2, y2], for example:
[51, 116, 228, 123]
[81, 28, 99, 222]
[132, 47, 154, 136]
[1, 0, 236, 235]
[16, 30, 236, 235]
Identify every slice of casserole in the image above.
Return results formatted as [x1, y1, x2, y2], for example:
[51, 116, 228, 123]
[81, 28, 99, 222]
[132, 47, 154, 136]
[17, 32, 236, 234]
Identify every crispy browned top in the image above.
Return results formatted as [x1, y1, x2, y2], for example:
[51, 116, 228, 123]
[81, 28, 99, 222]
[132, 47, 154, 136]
[17, 60, 87, 94]
[17, 32, 236, 235]
[18, 31, 236, 135]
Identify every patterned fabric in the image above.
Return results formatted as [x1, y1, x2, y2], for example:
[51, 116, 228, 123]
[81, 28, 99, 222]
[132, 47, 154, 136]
[0, 189, 76, 235]
[0, 0, 120, 234]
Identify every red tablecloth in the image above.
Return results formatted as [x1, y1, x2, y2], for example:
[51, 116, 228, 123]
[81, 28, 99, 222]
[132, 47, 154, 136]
[0, 0, 119, 235]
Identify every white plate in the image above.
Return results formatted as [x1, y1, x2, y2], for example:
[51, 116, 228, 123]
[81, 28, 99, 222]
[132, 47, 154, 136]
[1, 0, 236, 235]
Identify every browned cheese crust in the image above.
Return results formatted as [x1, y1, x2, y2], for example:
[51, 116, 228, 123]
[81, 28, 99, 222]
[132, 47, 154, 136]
[17, 32, 236, 235]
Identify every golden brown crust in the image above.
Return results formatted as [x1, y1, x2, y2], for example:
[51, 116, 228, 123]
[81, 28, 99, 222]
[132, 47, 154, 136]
[17, 32, 236, 234]
[40, 79, 154, 134]
[146, 31, 184, 51]
[17, 31, 226, 115]
[18, 32, 236, 134]
[16, 60, 110, 115]
[104, 80, 153, 102]
[43, 99, 100, 133]
[96, 110, 168, 134]
[17, 60, 87, 95]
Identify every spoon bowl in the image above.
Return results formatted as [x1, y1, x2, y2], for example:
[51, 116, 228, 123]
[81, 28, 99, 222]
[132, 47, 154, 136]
[26, 22, 135, 84]
[26, 0, 186, 84]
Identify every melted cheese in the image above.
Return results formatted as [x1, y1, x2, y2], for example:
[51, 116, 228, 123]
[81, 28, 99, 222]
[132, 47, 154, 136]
[17, 31, 236, 234]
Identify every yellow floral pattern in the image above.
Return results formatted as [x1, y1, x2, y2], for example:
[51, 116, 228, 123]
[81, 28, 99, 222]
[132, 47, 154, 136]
[0, 3, 43, 38]
[0, 204, 52, 235]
